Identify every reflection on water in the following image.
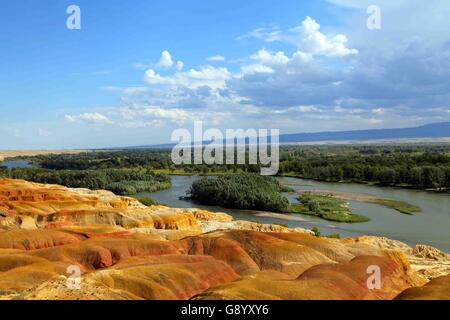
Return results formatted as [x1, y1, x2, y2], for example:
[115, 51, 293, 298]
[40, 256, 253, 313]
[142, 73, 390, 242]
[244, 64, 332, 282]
[136, 175, 450, 252]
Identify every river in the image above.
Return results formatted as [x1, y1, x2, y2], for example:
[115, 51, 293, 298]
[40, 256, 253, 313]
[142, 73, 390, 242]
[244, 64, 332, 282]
[0, 159, 32, 169]
[136, 175, 450, 252]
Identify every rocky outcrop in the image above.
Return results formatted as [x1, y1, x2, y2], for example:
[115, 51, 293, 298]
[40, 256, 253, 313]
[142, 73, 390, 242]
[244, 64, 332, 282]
[395, 275, 450, 300]
[0, 178, 448, 300]
[350, 236, 450, 280]
[0, 179, 201, 233]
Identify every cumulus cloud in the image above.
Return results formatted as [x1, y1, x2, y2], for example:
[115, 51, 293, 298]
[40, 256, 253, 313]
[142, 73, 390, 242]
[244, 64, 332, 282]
[67, 7, 450, 134]
[295, 16, 359, 57]
[250, 49, 290, 65]
[122, 106, 193, 123]
[145, 66, 231, 90]
[176, 60, 184, 70]
[135, 17, 360, 126]
[154, 50, 184, 70]
[65, 112, 114, 125]
[116, 104, 230, 127]
[241, 18, 358, 58]
[241, 64, 275, 75]
[156, 50, 174, 68]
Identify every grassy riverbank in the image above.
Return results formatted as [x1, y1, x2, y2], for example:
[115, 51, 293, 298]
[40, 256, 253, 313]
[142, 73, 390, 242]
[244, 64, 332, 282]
[373, 199, 421, 214]
[290, 193, 370, 223]
[293, 190, 421, 215]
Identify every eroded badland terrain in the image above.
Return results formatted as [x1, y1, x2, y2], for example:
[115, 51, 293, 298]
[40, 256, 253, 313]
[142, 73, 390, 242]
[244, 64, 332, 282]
[0, 178, 448, 300]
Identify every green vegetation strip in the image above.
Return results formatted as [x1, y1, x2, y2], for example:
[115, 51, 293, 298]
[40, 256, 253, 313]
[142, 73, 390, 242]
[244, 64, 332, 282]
[294, 190, 421, 215]
[290, 193, 370, 223]
[0, 167, 171, 196]
[373, 199, 420, 215]
[136, 196, 161, 207]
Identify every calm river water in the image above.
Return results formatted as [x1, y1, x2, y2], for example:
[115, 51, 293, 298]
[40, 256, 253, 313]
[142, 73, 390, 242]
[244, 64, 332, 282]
[137, 175, 450, 252]
[0, 159, 32, 168]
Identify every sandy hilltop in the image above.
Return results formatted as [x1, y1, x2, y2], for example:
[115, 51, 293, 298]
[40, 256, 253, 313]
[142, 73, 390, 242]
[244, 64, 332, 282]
[0, 178, 448, 300]
[0, 150, 88, 162]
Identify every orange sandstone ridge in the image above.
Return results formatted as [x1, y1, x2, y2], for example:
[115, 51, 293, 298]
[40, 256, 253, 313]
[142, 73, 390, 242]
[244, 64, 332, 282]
[0, 178, 448, 300]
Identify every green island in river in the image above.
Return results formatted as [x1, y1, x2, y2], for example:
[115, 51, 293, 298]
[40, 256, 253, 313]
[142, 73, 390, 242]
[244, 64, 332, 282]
[290, 193, 370, 223]
[186, 173, 420, 223]
[293, 190, 421, 215]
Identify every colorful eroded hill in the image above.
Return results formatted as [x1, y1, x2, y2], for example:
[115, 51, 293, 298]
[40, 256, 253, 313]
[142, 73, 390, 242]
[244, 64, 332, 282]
[0, 178, 448, 300]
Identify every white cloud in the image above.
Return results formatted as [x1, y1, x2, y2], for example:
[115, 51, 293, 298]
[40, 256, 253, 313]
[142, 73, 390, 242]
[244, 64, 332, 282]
[135, 51, 184, 71]
[138, 18, 359, 126]
[65, 112, 114, 125]
[117, 106, 196, 125]
[156, 50, 174, 68]
[250, 49, 290, 65]
[238, 27, 282, 42]
[241, 64, 275, 75]
[239, 18, 358, 59]
[372, 108, 385, 115]
[145, 69, 167, 84]
[140, 106, 192, 122]
[207, 55, 226, 62]
[297, 105, 319, 113]
[119, 119, 165, 128]
[296, 16, 358, 57]
[176, 61, 184, 70]
[117, 105, 230, 127]
[145, 66, 231, 90]
[68, 10, 450, 137]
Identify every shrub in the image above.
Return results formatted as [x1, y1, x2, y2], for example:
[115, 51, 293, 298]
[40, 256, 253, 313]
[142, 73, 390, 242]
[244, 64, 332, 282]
[311, 227, 321, 237]
[137, 197, 159, 207]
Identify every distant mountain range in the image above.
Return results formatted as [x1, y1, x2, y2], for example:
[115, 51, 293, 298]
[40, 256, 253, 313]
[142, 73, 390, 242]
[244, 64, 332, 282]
[279, 122, 450, 143]
[126, 122, 450, 149]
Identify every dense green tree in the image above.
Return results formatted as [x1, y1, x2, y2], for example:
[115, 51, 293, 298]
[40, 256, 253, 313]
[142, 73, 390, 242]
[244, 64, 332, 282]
[189, 173, 290, 212]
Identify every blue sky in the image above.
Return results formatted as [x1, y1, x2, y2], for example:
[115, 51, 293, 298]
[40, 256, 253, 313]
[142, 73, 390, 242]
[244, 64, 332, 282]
[1, 0, 449, 149]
